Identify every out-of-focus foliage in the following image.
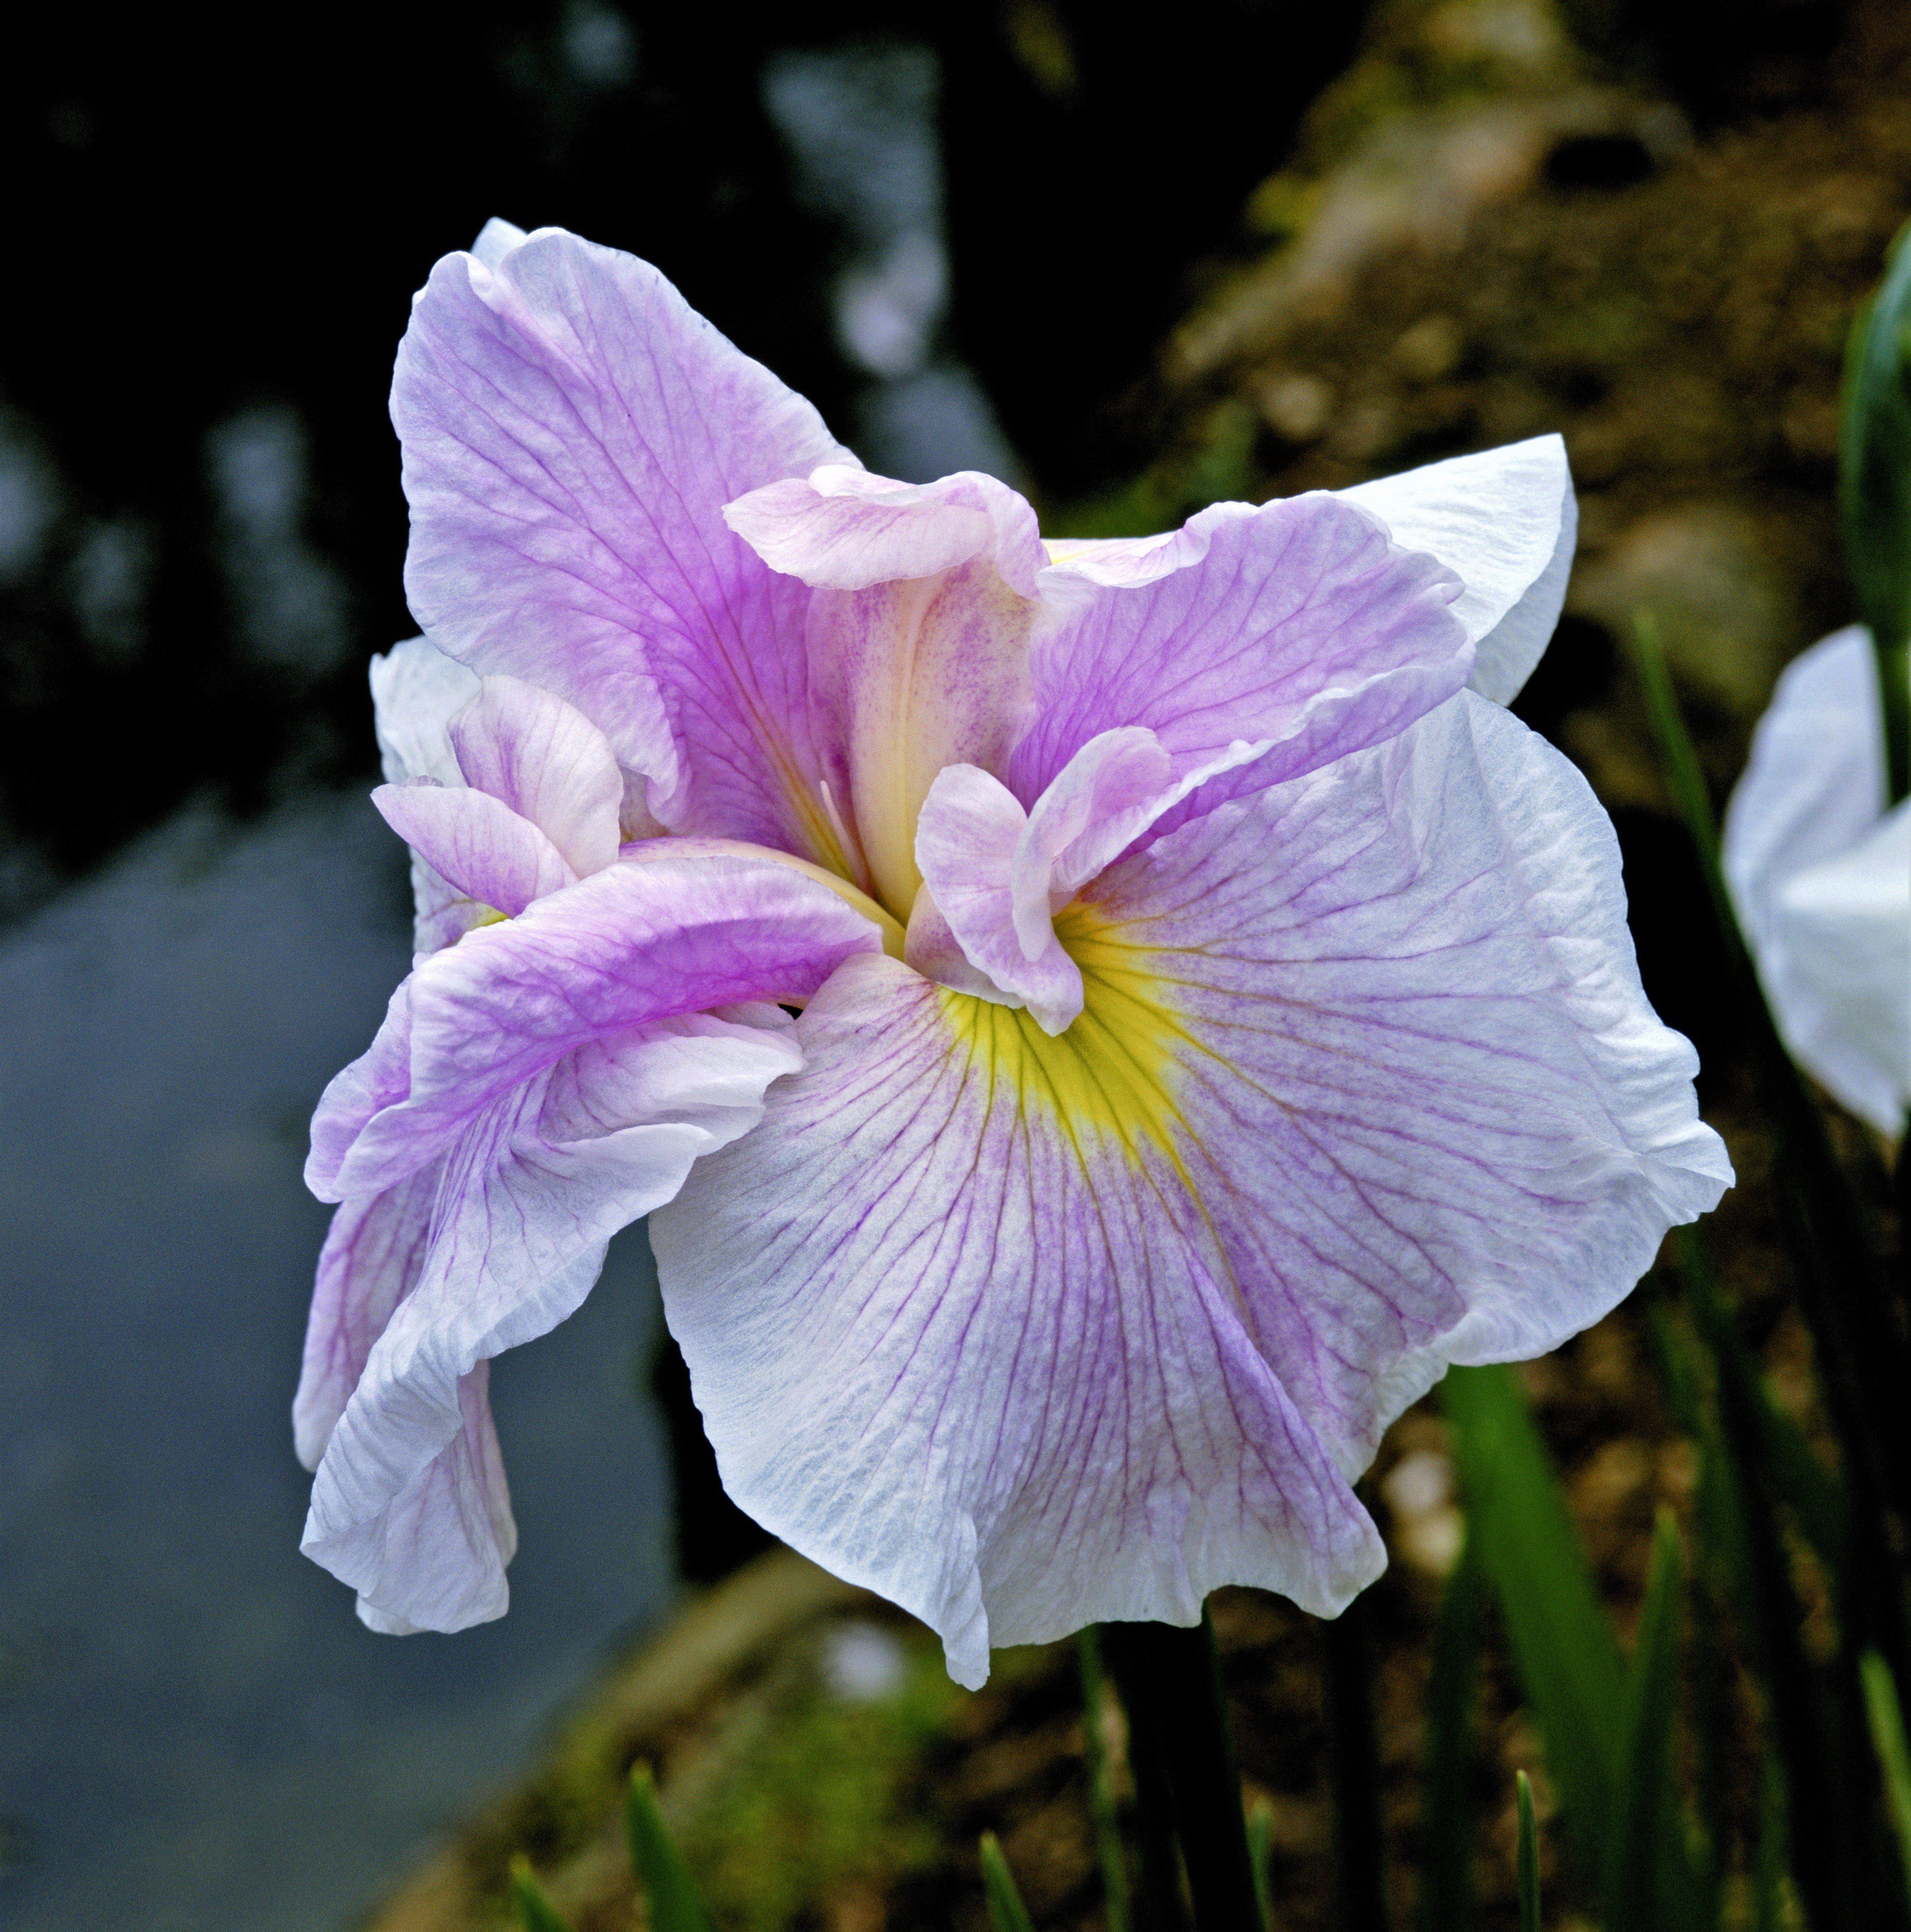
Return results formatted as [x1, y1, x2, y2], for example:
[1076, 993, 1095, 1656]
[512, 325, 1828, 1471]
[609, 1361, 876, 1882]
[1840, 219, 1911, 801]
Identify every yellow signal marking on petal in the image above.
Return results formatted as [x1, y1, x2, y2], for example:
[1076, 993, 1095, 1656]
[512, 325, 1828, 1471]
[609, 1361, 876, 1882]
[937, 898, 1195, 1182]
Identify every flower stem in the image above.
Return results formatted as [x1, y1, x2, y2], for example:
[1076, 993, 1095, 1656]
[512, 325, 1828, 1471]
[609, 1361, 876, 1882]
[1102, 1610, 1262, 1932]
[1323, 1590, 1393, 1932]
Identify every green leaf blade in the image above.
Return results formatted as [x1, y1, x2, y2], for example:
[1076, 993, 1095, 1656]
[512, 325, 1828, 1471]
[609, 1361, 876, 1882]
[980, 1831, 1038, 1932]
[626, 1764, 718, 1932]
[1441, 1363, 1625, 1896]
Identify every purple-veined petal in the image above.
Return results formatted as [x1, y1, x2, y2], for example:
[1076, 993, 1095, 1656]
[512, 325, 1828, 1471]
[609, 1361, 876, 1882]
[303, 1010, 802, 1633]
[1009, 493, 1469, 817]
[306, 851, 883, 1204]
[727, 466, 1048, 916]
[373, 780, 575, 917]
[652, 691, 1729, 1686]
[294, 1163, 439, 1471]
[1724, 626, 1907, 1133]
[651, 952, 1386, 1688]
[447, 675, 624, 878]
[392, 227, 862, 867]
[1337, 435, 1577, 705]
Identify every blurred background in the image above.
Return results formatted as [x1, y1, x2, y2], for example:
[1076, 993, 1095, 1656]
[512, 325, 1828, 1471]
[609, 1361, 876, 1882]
[0, 1, 1905, 1927]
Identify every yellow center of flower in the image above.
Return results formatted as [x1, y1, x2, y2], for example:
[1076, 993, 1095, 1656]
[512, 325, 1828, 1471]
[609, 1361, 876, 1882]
[937, 898, 1194, 1176]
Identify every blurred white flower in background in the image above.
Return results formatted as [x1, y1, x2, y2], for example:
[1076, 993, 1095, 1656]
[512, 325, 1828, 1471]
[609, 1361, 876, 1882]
[1724, 625, 1911, 1136]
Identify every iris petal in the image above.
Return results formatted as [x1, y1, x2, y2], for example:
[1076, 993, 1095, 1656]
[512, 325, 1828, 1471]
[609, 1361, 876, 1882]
[654, 693, 1730, 1684]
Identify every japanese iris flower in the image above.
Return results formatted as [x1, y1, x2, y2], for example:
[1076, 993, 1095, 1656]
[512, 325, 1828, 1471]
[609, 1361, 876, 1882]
[295, 221, 1731, 1682]
[1723, 626, 1910, 1138]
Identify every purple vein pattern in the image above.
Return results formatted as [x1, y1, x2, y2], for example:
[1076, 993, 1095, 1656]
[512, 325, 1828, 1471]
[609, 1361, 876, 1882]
[296, 222, 1730, 1682]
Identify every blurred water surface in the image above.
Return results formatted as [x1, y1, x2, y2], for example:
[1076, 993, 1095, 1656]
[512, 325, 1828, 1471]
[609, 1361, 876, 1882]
[0, 798, 673, 1930]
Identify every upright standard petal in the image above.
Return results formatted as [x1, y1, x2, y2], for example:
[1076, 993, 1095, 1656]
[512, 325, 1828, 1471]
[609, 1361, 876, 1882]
[1009, 493, 1469, 813]
[728, 466, 1048, 916]
[392, 228, 862, 866]
[653, 693, 1729, 1686]
[1337, 435, 1577, 705]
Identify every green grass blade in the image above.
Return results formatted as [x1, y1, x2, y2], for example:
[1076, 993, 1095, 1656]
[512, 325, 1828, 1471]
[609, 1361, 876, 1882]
[1248, 1799, 1276, 1932]
[1862, 1651, 1911, 1906]
[1516, 1772, 1541, 1932]
[1416, 1531, 1484, 1932]
[1839, 216, 1911, 804]
[508, 1857, 575, 1932]
[625, 1764, 717, 1932]
[980, 1832, 1038, 1932]
[1679, 1238, 1861, 1932]
[1600, 1511, 1690, 1932]
[1441, 1363, 1625, 1897]
[1076, 1630, 1132, 1932]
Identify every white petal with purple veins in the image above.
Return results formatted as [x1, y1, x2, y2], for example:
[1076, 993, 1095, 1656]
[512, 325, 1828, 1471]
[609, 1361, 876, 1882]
[654, 693, 1729, 1684]
[303, 1010, 803, 1633]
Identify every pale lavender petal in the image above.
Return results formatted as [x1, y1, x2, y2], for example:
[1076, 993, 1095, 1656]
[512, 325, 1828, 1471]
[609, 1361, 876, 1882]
[652, 692, 1729, 1684]
[725, 464, 1044, 595]
[651, 955, 1386, 1689]
[392, 227, 862, 866]
[1724, 626, 1908, 1133]
[307, 852, 882, 1203]
[304, 1011, 799, 1632]
[1337, 435, 1576, 705]
[448, 675, 623, 877]
[293, 1164, 439, 1470]
[1009, 493, 1469, 815]
[469, 217, 529, 270]
[370, 636, 489, 956]
[373, 780, 574, 917]
[910, 761, 1082, 1030]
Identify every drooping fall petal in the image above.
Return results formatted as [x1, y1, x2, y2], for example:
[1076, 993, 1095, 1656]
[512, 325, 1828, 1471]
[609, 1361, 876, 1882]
[651, 692, 1730, 1684]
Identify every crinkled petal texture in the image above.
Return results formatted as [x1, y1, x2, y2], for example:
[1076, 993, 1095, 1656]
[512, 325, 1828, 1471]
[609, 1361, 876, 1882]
[1723, 626, 1910, 1133]
[296, 858, 882, 1633]
[652, 693, 1731, 1686]
[392, 227, 863, 862]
